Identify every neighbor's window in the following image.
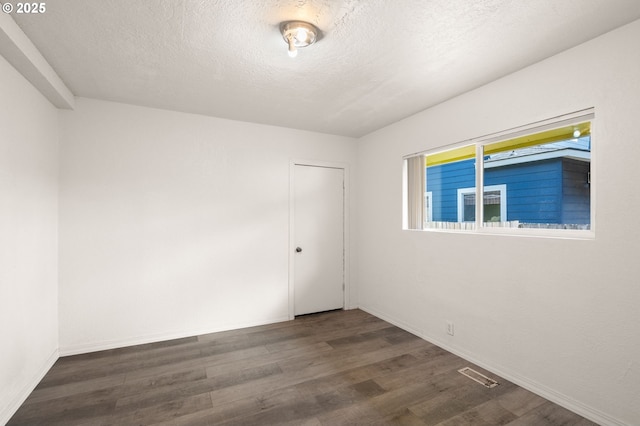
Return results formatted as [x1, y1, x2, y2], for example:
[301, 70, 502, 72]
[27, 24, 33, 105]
[404, 110, 593, 236]
[457, 185, 506, 223]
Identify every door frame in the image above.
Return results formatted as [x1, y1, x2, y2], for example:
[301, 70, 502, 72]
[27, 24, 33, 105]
[289, 159, 350, 320]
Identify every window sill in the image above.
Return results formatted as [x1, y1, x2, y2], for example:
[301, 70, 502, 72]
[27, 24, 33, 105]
[406, 226, 595, 240]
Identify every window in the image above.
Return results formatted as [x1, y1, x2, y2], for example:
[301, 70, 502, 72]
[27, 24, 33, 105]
[404, 109, 593, 237]
[457, 185, 506, 223]
[482, 124, 591, 230]
[424, 144, 477, 230]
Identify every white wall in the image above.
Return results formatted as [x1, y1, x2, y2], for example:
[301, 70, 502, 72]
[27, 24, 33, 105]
[356, 19, 640, 426]
[58, 98, 358, 354]
[0, 55, 59, 424]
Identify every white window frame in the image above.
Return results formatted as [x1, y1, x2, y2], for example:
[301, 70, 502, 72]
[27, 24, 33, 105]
[457, 185, 507, 223]
[403, 108, 595, 239]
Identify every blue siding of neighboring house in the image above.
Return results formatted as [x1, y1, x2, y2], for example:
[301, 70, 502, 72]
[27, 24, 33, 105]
[486, 159, 563, 223]
[426, 157, 590, 224]
[561, 159, 590, 224]
[427, 159, 475, 222]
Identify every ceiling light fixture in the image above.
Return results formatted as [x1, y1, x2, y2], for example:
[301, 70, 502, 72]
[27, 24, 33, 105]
[280, 21, 319, 58]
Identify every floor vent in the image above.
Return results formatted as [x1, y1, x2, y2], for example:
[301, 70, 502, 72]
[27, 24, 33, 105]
[458, 367, 499, 388]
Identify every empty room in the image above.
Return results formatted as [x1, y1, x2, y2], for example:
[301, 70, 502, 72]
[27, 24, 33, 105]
[1, 1, 639, 425]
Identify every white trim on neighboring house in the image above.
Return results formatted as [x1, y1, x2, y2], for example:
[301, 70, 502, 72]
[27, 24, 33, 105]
[457, 184, 507, 223]
[424, 191, 433, 224]
[484, 148, 590, 169]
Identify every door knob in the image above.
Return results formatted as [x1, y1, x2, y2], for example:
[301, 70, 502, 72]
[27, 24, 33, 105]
[296, 247, 302, 253]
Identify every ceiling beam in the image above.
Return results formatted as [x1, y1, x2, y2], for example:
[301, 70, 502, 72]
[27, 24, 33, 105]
[0, 11, 74, 109]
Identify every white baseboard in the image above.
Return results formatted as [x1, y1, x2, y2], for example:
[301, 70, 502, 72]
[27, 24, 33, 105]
[59, 316, 291, 356]
[0, 348, 59, 426]
[358, 304, 625, 426]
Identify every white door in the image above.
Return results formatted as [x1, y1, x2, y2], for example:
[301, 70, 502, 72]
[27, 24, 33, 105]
[293, 165, 344, 316]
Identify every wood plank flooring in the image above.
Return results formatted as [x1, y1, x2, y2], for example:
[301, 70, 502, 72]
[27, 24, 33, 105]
[8, 309, 597, 425]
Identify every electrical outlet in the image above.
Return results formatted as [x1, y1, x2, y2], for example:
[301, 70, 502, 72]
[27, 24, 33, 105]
[446, 321, 454, 336]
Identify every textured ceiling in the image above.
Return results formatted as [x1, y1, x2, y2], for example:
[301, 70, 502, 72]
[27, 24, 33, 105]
[11, 0, 640, 137]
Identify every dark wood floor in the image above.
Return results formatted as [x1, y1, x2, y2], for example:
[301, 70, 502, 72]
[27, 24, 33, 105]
[9, 309, 597, 425]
